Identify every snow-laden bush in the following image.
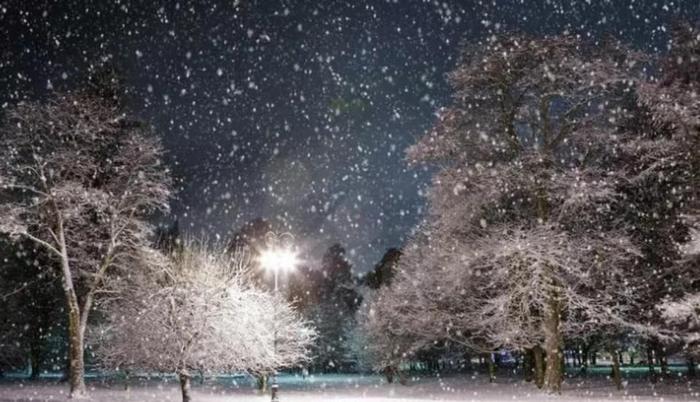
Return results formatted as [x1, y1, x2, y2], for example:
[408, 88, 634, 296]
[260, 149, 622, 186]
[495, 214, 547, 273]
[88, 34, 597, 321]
[92, 242, 315, 402]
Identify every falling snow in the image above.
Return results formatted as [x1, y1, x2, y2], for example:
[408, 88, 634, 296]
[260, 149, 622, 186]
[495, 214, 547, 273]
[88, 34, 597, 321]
[1, 1, 699, 401]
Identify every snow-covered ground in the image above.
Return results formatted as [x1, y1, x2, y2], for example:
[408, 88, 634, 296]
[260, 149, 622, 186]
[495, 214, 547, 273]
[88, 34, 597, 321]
[1, 373, 699, 401]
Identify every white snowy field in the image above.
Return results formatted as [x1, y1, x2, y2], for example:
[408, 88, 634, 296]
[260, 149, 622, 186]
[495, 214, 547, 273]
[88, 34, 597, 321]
[0, 373, 698, 402]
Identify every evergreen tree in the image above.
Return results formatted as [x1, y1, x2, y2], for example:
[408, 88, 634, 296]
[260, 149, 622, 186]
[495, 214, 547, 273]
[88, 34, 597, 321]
[364, 248, 401, 290]
[308, 244, 360, 372]
[0, 240, 65, 377]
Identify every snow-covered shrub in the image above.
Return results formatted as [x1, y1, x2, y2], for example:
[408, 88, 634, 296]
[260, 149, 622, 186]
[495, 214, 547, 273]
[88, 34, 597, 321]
[92, 241, 315, 402]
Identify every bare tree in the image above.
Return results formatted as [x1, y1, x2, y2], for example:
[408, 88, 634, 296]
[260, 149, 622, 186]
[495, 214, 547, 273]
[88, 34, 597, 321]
[92, 241, 315, 402]
[0, 90, 171, 397]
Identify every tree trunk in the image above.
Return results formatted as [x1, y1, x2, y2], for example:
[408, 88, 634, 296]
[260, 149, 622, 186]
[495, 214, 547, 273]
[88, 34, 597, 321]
[29, 342, 41, 379]
[179, 372, 192, 402]
[688, 357, 696, 377]
[463, 352, 472, 370]
[524, 348, 534, 382]
[580, 343, 590, 373]
[610, 349, 622, 390]
[383, 366, 396, 384]
[533, 345, 545, 389]
[576, 348, 582, 367]
[646, 342, 657, 382]
[487, 353, 496, 383]
[657, 347, 668, 376]
[57, 232, 88, 399]
[124, 369, 130, 391]
[542, 297, 563, 393]
[66, 292, 87, 398]
[257, 374, 268, 392]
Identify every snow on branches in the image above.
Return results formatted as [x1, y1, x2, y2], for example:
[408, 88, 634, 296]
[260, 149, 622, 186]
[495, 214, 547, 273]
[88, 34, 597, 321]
[659, 293, 700, 357]
[0, 89, 172, 397]
[93, 241, 315, 387]
[0, 91, 171, 285]
[364, 34, 649, 393]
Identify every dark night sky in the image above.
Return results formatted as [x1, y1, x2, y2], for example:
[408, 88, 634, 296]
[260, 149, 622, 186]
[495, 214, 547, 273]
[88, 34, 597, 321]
[1, 0, 699, 272]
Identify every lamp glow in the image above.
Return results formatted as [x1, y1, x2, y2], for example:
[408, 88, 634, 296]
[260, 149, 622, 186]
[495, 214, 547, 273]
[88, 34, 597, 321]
[259, 247, 299, 272]
[258, 232, 297, 402]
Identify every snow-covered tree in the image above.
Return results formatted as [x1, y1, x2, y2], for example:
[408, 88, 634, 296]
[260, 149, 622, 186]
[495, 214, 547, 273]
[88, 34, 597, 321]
[354, 248, 407, 378]
[0, 79, 171, 396]
[356, 232, 464, 380]
[93, 241, 315, 402]
[634, 23, 700, 364]
[371, 34, 644, 393]
[354, 286, 426, 379]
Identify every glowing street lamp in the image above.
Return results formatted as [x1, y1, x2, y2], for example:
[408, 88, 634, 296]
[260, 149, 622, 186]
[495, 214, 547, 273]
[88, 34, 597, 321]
[258, 232, 298, 402]
[259, 247, 299, 291]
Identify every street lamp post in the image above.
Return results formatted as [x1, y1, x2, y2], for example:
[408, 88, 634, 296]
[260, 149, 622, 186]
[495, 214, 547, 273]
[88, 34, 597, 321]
[258, 232, 298, 402]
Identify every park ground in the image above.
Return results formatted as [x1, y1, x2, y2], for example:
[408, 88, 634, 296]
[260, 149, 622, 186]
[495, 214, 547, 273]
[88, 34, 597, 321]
[0, 371, 699, 402]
